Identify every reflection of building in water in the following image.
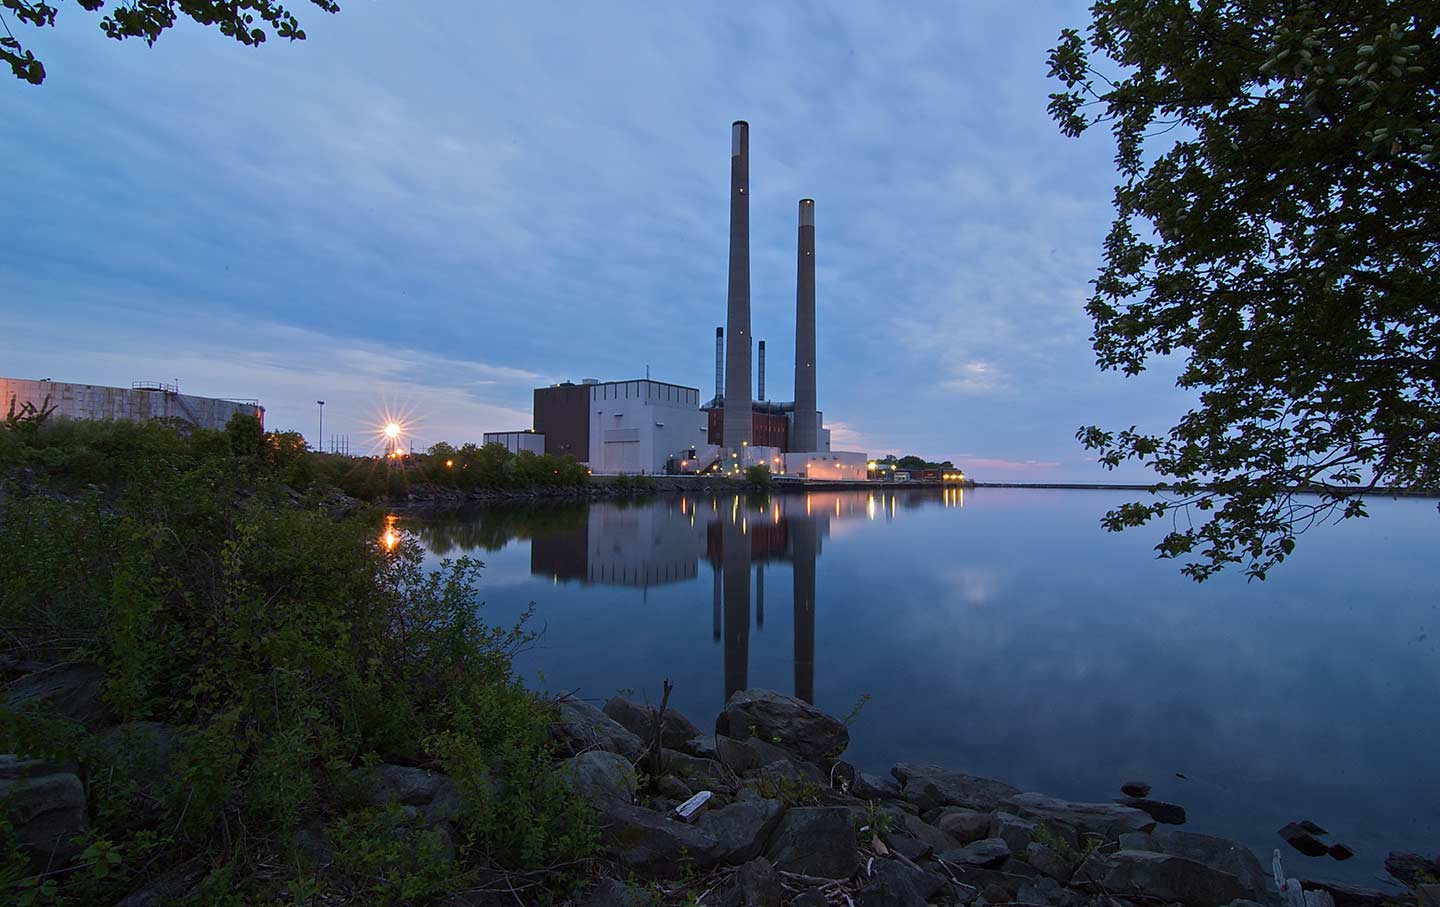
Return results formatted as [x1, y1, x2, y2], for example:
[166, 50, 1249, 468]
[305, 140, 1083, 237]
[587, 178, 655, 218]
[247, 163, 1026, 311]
[527, 489, 955, 705]
[531, 501, 707, 588]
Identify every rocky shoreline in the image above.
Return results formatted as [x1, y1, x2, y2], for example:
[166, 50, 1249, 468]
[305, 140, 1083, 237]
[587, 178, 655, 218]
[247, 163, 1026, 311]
[4, 668, 1435, 906]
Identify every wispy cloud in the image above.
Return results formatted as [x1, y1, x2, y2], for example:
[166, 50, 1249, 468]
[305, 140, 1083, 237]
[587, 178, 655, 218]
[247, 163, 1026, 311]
[1, 1, 1177, 479]
[961, 457, 1063, 473]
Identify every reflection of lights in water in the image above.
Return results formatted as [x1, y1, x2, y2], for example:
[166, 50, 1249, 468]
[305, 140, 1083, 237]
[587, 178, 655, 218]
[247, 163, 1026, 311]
[805, 495, 811, 515]
[381, 515, 400, 552]
[867, 494, 876, 521]
[731, 497, 739, 524]
[835, 498, 841, 517]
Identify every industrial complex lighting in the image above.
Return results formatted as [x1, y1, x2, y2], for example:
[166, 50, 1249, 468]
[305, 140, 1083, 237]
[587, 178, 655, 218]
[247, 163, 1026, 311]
[384, 422, 401, 439]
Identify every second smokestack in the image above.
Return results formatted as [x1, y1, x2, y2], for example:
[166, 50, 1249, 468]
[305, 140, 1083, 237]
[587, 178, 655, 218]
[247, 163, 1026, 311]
[793, 198, 819, 451]
[723, 121, 753, 449]
[715, 327, 725, 403]
[758, 340, 766, 402]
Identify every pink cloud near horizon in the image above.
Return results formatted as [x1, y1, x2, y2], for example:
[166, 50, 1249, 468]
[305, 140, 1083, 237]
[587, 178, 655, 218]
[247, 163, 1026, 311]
[959, 456, 1063, 473]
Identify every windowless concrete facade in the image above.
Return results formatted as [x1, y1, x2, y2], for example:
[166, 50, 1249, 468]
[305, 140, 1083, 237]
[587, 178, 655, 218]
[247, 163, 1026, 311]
[1, 377, 263, 430]
[587, 379, 710, 475]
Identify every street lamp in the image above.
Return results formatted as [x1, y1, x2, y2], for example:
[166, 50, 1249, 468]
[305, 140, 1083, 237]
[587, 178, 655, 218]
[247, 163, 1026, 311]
[317, 401, 325, 452]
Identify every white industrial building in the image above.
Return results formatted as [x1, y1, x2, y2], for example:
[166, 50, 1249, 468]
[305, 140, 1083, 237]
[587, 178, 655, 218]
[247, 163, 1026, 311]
[587, 379, 713, 475]
[482, 430, 546, 455]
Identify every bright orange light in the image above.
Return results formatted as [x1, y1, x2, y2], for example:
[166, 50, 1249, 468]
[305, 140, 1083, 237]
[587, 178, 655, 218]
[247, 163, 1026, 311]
[445, 459, 454, 468]
[381, 516, 400, 552]
[384, 422, 401, 439]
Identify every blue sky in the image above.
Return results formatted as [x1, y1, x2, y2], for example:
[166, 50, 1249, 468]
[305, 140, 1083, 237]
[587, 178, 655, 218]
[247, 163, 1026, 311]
[2, 2, 1195, 479]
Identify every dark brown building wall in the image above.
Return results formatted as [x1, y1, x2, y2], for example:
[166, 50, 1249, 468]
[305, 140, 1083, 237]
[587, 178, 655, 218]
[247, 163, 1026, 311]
[534, 384, 590, 461]
[530, 520, 589, 582]
[706, 407, 789, 451]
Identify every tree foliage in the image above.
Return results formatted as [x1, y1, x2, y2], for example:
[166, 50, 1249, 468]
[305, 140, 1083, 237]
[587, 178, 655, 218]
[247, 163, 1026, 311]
[1, 0, 339, 85]
[1049, 0, 1440, 580]
[0, 412, 595, 902]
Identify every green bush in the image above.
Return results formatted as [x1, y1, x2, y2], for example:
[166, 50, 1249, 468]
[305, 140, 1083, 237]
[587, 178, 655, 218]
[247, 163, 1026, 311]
[0, 418, 596, 904]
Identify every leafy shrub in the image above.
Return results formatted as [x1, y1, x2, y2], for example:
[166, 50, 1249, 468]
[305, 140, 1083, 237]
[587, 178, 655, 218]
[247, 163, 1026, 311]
[0, 419, 596, 903]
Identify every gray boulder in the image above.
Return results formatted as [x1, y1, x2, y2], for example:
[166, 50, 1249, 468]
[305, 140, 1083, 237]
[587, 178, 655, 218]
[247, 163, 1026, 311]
[717, 689, 849, 765]
[1120, 781, 1151, 798]
[603, 697, 701, 751]
[685, 735, 719, 760]
[726, 857, 782, 907]
[991, 811, 1040, 854]
[655, 774, 693, 802]
[852, 770, 903, 801]
[936, 807, 992, 844]
[1145, 829, 1270, 900]
[938, 837, 1011, 868]
[1386, 851, 1440, 888]
[881, 807, 959, 860]
[1278, 821, 1330, 857]
[92, 721, 184, 827]
[1075, 849, 1250, 907]
[599, 803, 720, 878]
[557, 751, 637, 809]
[112, 861, 205, 907]
[552, 695, 645, 761]
[857, 859, 937, 907]
[661, 749, 730, 791]
[582, 877, 656, 907]
[292, 822, 336, 869]
[1297, 879, 1402, 907]
[0, 756, 87, 870]
[870, 859, 947, 901]
[764, 807, 858, 879]
[352, 764, 462, 825]
[748, 758, 828, 800]
[1025, 842, 1076, 883]
[1002, 792, 1156, 840]
[1118, 796, 1187, 825]
[891, 763, 1020, 812]
[791, 892, 828, 907]
[5, 663, 109, 730]
[696, 798, 785, 864]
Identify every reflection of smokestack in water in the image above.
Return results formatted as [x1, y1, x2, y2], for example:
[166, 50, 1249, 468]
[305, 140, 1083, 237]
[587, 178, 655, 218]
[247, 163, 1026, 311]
[712, 562, 722, 642]
[715, 327, 725, 403]
[723, 121, 753, 448]
[758, 340, 766, 402]
[793, 199, 819, 452]
[791, 512, 817, 704]
[756, 564, 765, 628]
[722, 514, 751, 702]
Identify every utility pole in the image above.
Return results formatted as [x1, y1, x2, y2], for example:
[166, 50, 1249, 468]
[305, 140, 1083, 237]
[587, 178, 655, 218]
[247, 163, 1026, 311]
[317, 401, 325, 452]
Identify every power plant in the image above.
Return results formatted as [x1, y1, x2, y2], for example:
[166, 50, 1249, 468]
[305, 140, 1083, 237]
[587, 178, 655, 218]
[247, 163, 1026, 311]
[506, 121, 868, 480]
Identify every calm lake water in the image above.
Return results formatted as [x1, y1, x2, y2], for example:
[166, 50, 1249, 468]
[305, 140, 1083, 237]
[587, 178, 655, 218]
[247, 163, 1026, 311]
[403, 487, 1439, 889]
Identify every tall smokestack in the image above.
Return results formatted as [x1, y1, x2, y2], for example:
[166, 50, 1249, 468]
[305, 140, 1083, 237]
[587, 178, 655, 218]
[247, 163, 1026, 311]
[723, 121, 753, 449]
[715, 327, 725, 403]
[758, 340, 766, 401]
[793, 198, 819, 451]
